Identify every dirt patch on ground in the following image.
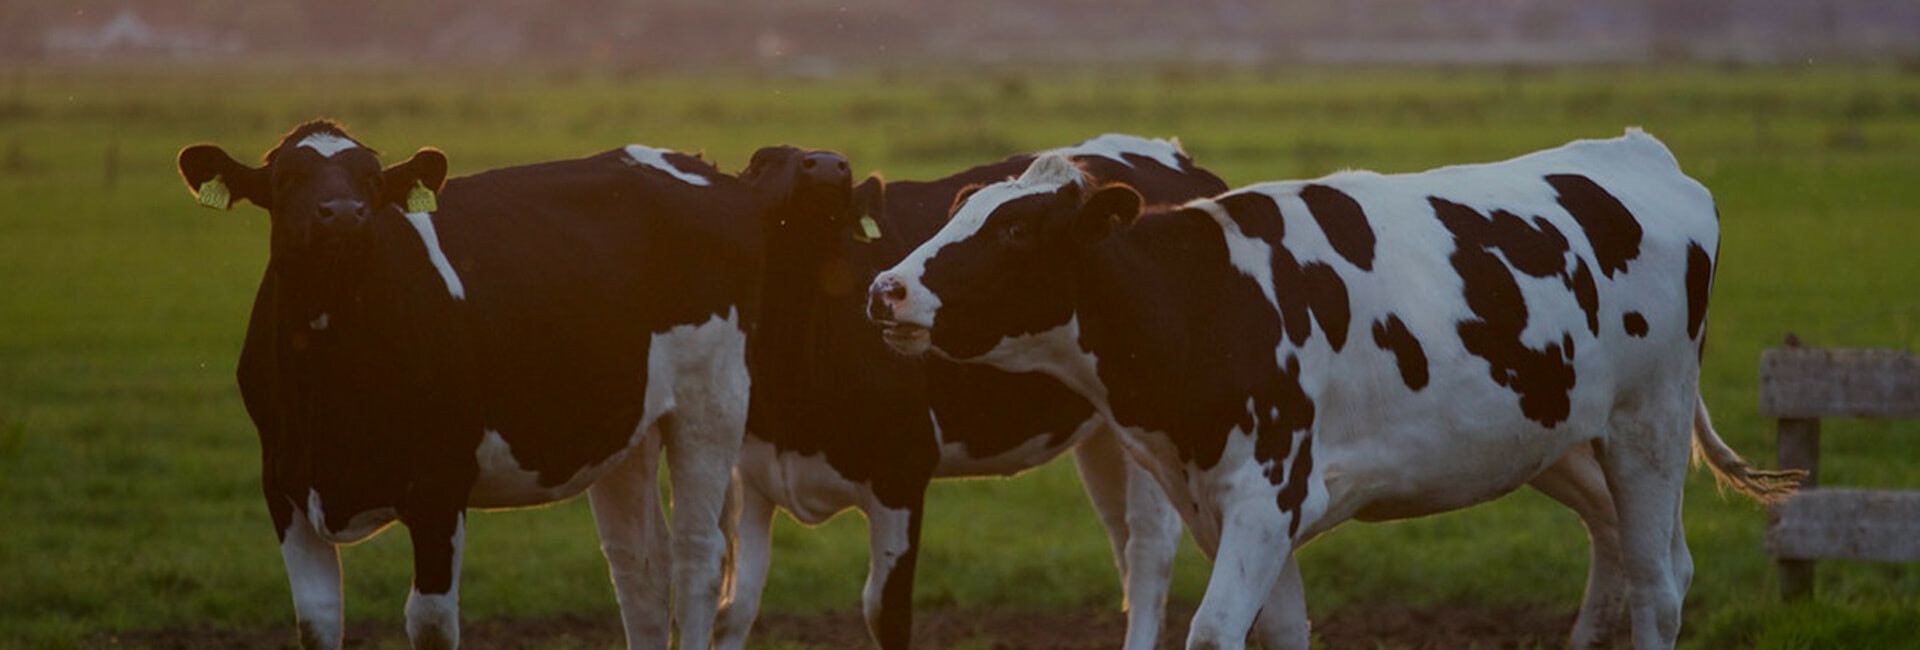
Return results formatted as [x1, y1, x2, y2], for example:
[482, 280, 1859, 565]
[105, 602, 1574, 649]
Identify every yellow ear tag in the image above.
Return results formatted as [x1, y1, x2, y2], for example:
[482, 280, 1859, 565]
[854, 215, 883, 243]
[196, 175, 232, 210]
[405, 180, 437, 213]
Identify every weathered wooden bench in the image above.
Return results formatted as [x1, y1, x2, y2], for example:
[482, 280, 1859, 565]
[1758, 342, 1920, 600]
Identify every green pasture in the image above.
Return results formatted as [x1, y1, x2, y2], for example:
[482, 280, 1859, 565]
[1, 64, 1916, 649]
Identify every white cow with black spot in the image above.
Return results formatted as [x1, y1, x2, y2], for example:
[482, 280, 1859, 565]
[866, 129, 1803, 650]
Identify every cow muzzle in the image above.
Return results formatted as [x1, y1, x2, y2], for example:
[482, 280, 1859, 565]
[867, 275, 932, 355]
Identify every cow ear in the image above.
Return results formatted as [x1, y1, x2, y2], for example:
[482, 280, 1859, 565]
[177, 144, 270, 210]
[850, 174, 887, 240]
[949, 183, 985, 218]
[1074, 183, 1142, 245]
[382, 147, 449, 210]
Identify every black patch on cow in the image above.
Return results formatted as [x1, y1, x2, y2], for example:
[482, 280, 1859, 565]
[1547, 174, 1642, 279]
[1432, 197, 1577, 427]
[1216, 192, 1352, 352]
[1685, 241, 1712, 339]
[1623, 312, 1649, 338]
[1277, 433, 1314, 536]
[1569, 257, 1599, 336]
[1300, 184, 1376, 271]
[1371, 315, 1428, 391]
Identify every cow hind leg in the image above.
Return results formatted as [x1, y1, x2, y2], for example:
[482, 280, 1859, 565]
[1596, 397, 1694, 649]
[403, 510, 465, 650]
[588, 435, 673, 650]
[861, 494, 926, 650]
[278, 510, 345, 650]
[1529, 443, 1628, 649]
[663, 412, 744, 650]
[712, 479, 776, 650]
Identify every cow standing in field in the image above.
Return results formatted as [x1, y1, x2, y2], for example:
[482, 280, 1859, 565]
[718, 135, 1228, 650]
[866, 130, 1803, 649]
[175, 120, 851, 650]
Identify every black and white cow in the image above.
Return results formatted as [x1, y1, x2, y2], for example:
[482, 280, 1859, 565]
[176, 120, 851, 650]
[866, 130, 1803, 650]
[718, 135, 1228, 650]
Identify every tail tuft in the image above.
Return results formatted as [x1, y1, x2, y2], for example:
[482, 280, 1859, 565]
[1693, 395, 1808, 504]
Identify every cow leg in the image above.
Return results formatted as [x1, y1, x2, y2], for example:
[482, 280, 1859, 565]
[403, 509, 465, 650]
[1074, 428, 1181, 650]
[663, 413, 742, 650]
[861, 494, 926, 650]
[588, 435, 673, 650]
[1247, 555, 1309, 650]
[278, 509, 345, 650]
[1596, 399, 1693, 649]
[1529, 444, 1628, 649]
[712, 479, 776, 650]
[1186, 492, 1290, 650]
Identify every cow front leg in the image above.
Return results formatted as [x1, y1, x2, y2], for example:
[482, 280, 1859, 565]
[1248, 555, 1309, 650]
[713, 478, 776, 650]
[589, 435, 672, 650]
[277, 508, 344, 650]
[861, 496, 926, 650]
[1186, 495, 1291, 650]
[1076, 430, 1182, 650]
[1082, 429, 1182, 650]
[404, 508, 465, 650]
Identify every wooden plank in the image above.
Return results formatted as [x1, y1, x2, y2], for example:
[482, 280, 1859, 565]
[1759, 348, 1920, 419]
[1766, 488, 1920, 562]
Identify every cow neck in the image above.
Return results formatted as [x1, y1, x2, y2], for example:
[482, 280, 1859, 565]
[267, 228, 404, 359]
[1073, 208, 1243, 404]
[750, 217, 849, 421]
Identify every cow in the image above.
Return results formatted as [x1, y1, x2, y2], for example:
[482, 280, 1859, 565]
[717, 135, 1229, 650]
[865, 130, 1804, 650]
[175, 120, 852, 650]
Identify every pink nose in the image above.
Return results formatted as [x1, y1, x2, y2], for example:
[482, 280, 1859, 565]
[867, 276, 907, 321]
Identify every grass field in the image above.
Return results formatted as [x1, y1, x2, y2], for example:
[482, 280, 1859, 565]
[1, 63, 1917, 649]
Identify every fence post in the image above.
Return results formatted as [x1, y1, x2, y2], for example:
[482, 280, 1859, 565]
[1775, 416, 1820, 601]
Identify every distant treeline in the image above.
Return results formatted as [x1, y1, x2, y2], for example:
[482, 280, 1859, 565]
[8, 0, 1920, 66]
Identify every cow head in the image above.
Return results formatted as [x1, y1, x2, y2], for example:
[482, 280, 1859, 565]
[867, 154, 1141, 360]
[177, 120, 448, 263]
[741, 144, 854, 228]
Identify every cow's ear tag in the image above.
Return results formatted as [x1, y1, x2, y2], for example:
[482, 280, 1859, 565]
[854, 215, 883, 243]
[195, 175, 232, 210]
[405, 180, 437, 213]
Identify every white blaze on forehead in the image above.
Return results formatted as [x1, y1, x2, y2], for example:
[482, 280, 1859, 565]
[881, 154, 1087, 328]
[622, 145, 711, 186]
[297, 132, 361, 157]
[403, 212, 467, 300]
[1046, 133, 1187, 170]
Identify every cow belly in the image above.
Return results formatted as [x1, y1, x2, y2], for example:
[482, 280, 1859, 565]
[469, 429, 638, 508]
[930, 413, 1102, 477]
[738, 437, 866, 525]
[1320, 419, 1592, 524]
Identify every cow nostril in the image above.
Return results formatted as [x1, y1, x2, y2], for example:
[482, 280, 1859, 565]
[884, 283, 907, 302]
[802, 158, 817, 170]
[837, 161, 848, 172]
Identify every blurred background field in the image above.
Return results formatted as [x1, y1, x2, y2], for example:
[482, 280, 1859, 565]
[1, 61, 1917, 649]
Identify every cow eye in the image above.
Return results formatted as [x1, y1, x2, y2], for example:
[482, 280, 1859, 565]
[1000, 220, 1033, 247]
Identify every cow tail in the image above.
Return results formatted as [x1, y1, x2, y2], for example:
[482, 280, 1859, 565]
[1691, 393, 1806, 504]
[718, 470, 743, 606]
